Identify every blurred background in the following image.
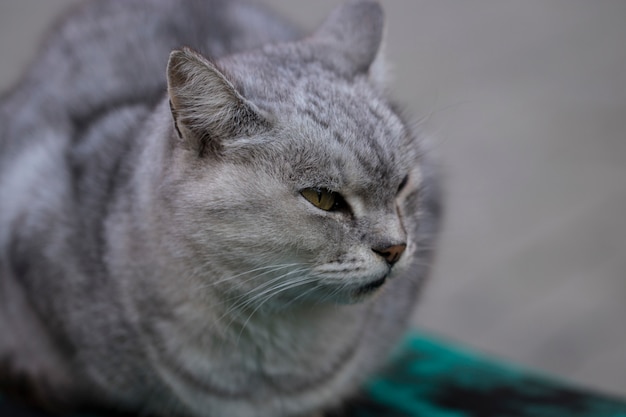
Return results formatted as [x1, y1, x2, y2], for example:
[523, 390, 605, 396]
[1, 0, 624, 397]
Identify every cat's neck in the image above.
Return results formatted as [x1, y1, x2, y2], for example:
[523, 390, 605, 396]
[153, 291, 373, 394]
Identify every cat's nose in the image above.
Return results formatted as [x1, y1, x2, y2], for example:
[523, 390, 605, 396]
[372, 244, 407, 266]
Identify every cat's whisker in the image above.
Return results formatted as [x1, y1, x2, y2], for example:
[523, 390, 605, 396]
[218, 266, 308, 310]
[193, 264, 314, 314]
[233, 273, 320, 344]
[224, 268, 312, 316]
[227, 270, 312, 310]
[237, 276, 315, 319]
[215, 267, 312, 331]
[193, 262, 305, 291]
[307, 280, 344, 306]
[280, 282, 323, 309]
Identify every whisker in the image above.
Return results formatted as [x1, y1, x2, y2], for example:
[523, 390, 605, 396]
[225, 268, 312, 317]
[216, 268, 311, 333]
[219, 267, 308, 312]
[193, 262, 304, 291]
[280, 282, 322, 309]
[234, 274, 319, 344]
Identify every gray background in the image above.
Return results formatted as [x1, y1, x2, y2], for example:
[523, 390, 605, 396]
[1, 0, 624, 397]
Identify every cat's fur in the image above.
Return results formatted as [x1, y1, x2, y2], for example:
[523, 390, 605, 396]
[0, 0, 441, 416]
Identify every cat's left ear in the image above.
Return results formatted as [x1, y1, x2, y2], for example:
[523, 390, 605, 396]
[312, 0, 387, 85]
[167, 48, 269, 155]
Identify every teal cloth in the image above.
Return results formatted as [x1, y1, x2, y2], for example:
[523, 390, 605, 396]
[348, 332, 626, 417]
[2, 331, 625, 416]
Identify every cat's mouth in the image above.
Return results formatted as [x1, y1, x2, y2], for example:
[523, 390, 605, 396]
[353, 276, 387, 297]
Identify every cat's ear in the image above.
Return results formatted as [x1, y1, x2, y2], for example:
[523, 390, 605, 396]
[167, 48, 268, 155]
[312, 0, 387, 85]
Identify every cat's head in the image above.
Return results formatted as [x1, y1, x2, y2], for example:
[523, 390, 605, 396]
[161, 1, 432, 308]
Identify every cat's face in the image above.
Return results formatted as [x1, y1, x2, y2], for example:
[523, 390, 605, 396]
[163, 2, 424, 308]
[165, 73, 422, 308]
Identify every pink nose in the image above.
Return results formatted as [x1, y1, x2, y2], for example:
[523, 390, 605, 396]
[372, 244, 406, 265]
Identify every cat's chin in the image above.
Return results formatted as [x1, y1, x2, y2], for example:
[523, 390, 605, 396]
[354, 276, 387, 296]
[347, 276, 388, 303]
[320, 275, 389, 305]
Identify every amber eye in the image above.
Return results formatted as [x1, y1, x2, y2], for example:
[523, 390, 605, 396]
[301, 188, 345, 211]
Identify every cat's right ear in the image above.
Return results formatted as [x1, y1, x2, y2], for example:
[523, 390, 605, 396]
[167, 48, 269, 156]
[312, 0, 387, 85]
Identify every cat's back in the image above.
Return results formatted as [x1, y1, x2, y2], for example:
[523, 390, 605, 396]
[0, 0, 300, 247]
[0, 0, 300, 406]
[0, 0, 299, 161]
[0, 0, 300, 381]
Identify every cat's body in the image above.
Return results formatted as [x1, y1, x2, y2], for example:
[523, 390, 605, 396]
[0, 1, 441, 416]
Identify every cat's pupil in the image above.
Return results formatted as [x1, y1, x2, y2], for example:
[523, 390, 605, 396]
[398, 175, 409, 193]
[314, 189, 323, 205]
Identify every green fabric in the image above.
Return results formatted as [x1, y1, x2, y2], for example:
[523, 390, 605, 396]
[348, 332, 626, 417]
[2, 331, 625, 416]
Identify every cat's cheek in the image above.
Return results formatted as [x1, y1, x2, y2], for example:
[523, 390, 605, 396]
[290, 211, 346, 254]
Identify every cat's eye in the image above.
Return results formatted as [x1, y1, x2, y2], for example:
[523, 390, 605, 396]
[301, 188, 347, 212]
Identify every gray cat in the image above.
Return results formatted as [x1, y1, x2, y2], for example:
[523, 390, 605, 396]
[0, 0, 441, 416]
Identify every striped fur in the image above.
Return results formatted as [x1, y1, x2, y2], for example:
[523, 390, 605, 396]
[0, 1, 441, 416]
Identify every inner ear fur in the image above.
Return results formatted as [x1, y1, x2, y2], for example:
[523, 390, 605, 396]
[167, 48, 268, 155]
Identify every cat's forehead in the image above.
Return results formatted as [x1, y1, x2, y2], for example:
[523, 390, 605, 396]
[221, 50, 417, 196]
[276, 88, 415, 202]
[222, 45, 379, 113]
[300, 77, 412, 167]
